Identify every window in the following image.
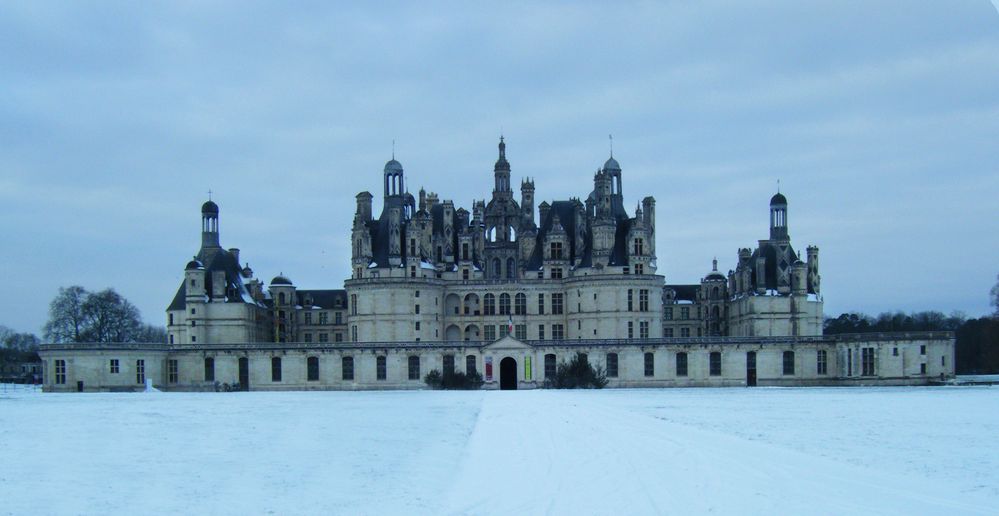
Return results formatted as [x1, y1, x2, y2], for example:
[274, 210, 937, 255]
[163, 359, 176, 383]
[462, 243, 469, 260]
[633, 238, 644, 255]
[544, 354, 556, 379]
[681, 327, 691, 338]
[893, 347, 898, 357]
[351, 326, 357, 341]
[443, 355, 455, 376]
[607, 353, 619, 378]
[136, 360, 145, 384]
[305, 312, 313, 325]
[319, 312, 329, 325]
[350, 294, 357, 315]
[628, 321, 634, 339]
[628, 290, 634, 311]
[109, 359, 119, 374]
[205, 358, 215, 382]
[191, 335, 196, 343]
[484, 294, 496, 315]
[408, 356, 421, 380]
[551, 267, 563, 279]
[681, 307, 690, 320]
[463, 268, 469, 280]
[538, 324, 545, 340]
[635, 263, 644, 275]
[550, 241, 564, 260]
[942, 355, 946, 367]
[514, 293, 526, 315]
[676, 353, 688, 377]
[665, 307, 673, 320]
[342, 356, 354, 381]
[920, 363, 927, 374]
[552, 324, 564, 340]
[415, 322, 421, 331]
[304, 333, 313, 343]
[169, 334, 174, 344]
[376, 356, 387, 380]
[817, 350, 827, 375]
[319, 333, 329, 343]
[783, 351, 795, 375]
[499, 293, 510, 315]
[709, 352, 721, 376]
[639, 290, 649, 312]
[862, 347, 876, 376]
[847, 350, 853, 376]
[515, 324, 527, 340]
[644, 352, 655, 377]
[415, 304, 420, 314]
[54, 359, 66, 384]
[466, 355, 476, 375]
[537, 293, 545, 314]
[271, 357, 282, 382]
[640, 321, 649, 339]
[623, 266, 629, 275]
[307, 356, 320, 381]
[552, 293, 564, 315]
[168, 313, 174, 325]
[484, 325, 496, 341]
[920, 345, 926, 355]
[335, 332, 343, 342]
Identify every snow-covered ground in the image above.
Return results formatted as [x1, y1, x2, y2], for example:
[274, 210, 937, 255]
[2, 387, 997, 515]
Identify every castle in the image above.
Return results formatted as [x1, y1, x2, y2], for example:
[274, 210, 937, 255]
[39, 138, 954, 391]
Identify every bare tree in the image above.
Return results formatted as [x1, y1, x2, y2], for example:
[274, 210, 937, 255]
[82, 289, 142, 343]
[42, 286, 88, 343]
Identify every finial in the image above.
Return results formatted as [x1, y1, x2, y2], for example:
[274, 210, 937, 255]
[777, 178, 780, 193]
[207, 189, 213, 201]
[392, 139, 395, 160]
[713, 257, 718, 271]
[609, 134, 614, 158]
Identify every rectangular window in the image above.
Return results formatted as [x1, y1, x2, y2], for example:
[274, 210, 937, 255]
[893, 347, 898, 357]
[319, 312, 329, 325]
[136, 360, 145, 384]
[544, 354, 556, 379]
[665, 307, 673, 320]
[54, 359, 67, 384]
[942, 355, 946, 367]
[168, 313, 174, 325]
[862, 347, 876, 376]
[463, 268, 469, 280]
[783, 351, 795, 375]
[408, 356, 421, 380]
[415, 304, 420, 314]
[665, 328, 674, 338]
[709, 352, 721, 376]
[635, 263, 644, 275]
[271, 357, 282, 382]
[551, 267, 563, 279]
[627, 321, 634, 339]
[816, 350, 827, 375]
[644, 352, 655, 377]
[415, 321, 421, 331]
[552, 293, 563, 315]
[351, 326, 357, 341]
[639, 321, 649, 339]
[681, 307, 690, 320]
[515, 324, 527, 340]
[552, 324, 564, 340]
[304, 333, 313, 343]
[335, 333, 343, 342]
[350, 294, 357, 315]
[342, 356, 354, 381]
[920, 363, 927, 374]
[304, 312, 313, 325]
[681, 327, 690, 338]
[676, 353, 688, 377]
[606, 353, 618, 378]
[319, 333, 329, 343]
[484, 325, 496, 341]
[168, 360, 178, 383]
[466, 355, 476, 376]
[443, 354, 455, 376]
[538, 325, 545, 340]
[335, 312, 342, 325]
[627, 290, 633, 311]
[549, 241, 563, 260]
[109, 359, 119, 374]
[205, 357, 215, 382]
[307, 356, 320, 381]
[920, 345, 926, 355]
[377, 356, 387, 380]
[639, 289, 649, 312]
[538, 293, 545, 314]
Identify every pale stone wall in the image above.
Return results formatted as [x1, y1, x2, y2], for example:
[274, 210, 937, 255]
[727, 295, 823, 337]
[40, 333, 955, 392]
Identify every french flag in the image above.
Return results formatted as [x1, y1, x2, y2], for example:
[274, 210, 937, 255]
[508, 315, 514, 335]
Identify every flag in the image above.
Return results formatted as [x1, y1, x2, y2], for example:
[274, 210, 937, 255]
[508, 315, 514, 336]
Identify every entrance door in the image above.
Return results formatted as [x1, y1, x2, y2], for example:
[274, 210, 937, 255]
[238, 357, 250, 391]
[500, 357, 517, 390]
[746, 351, 757, 387]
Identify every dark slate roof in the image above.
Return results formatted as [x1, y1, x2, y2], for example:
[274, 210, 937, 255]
[296, 289, 347, 310]
[665, 284, 699, 302]
[746, 242, 817, 294]
[523, 199, 634, 270]
[770, 192, 787, 205]
[201, 200, 219, 215]
[167, 247, 256, 311]
[270, 275, 293, 285]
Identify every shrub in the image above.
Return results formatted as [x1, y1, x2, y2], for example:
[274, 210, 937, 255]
[545, 352, 608, 389]
[424, 369, 484, 390]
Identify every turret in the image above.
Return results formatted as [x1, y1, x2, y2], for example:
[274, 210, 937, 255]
[807, 245, 820, 295]
[521, 178, 535, 225]
[493, 136, 512, 197]
[201, 200, 220, 249]
[383, 158, 404, 201]
[769, 192, 788, 241]
[791, 260, 808, 295]
[355, 192, 373, 223]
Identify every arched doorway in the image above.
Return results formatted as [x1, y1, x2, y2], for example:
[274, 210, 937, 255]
[500, 357, 517, 390]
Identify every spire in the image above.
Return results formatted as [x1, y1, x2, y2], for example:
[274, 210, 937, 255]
[499, 135, 507, 160]
[713, 257, 718, 272]
[609, 134, 613, 158]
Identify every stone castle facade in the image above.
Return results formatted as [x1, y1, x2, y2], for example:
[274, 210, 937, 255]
[39, 138, 954, 392]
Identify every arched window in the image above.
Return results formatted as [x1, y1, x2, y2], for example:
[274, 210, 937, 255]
[466, 355, 477, 375]
[342, 356, 354, 381]
[644, 352, 654, 377]
[506, 257, 516, 279]
[492, 258, 502, 278]
[712, 306, 720, 318]
[712, 286, 719, 300]
[408, 356, 421, 380]
[484, 294, 496, 315]
[514, 293, 527, 315]
[278, 292, 286, 305]
[376, 356, 387, 380]
[204, 357, 214, 382]
[499, 293, 511, 315]
[606, 353, 618, 378]
[783, 351, 795, 375]
[271, 357, 282, 382]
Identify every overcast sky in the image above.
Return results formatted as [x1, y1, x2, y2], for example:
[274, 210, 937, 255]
[2, 1, 998, 335]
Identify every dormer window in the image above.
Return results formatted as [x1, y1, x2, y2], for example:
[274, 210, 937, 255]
[549, 242, 564, 260]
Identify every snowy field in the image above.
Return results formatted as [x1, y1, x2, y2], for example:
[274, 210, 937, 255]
[2, 387, 998, 515]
